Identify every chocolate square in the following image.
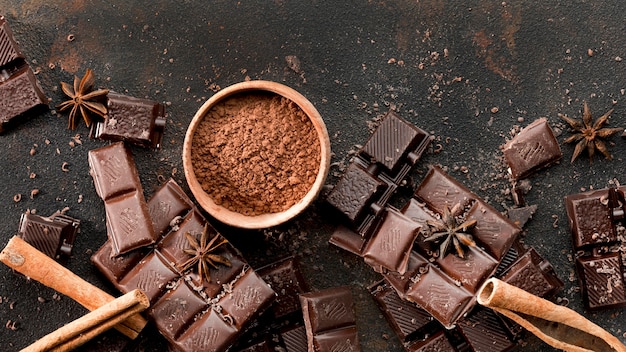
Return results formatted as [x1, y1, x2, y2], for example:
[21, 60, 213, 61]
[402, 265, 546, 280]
[299, 286, 356, 334]
[465, 201, 520, 260]
[457, 308, 515, 352]
[499, 248, 563, 298]
[172, 309, 238, 352]
[218, 269, 276, 330]
[326, 163, 386, 223]
[257, 256, 310, 320]
[436, 246, 499, 293]
[565, 189, 616, 249]
[91, 240, 149, 286]
[0, 64, 47, 131]
[104, 189, 157, 254]
[186, 248, 247, 299]
[362, 111, 429, 174]
[414, 166, 476, 215]
[158, 210, 207, 269]
[148, 178, 194, 236]
[150, 279, 208, 340]
[17, 212, 80, 262]
[88, 141, 142, 201]
[313, 326, 360, 352]
[329, 224, 368, 256]
[576, 253, 626, 310]
[382, 251, 429, 298]
[405, 264, 473, 329]
[502, 118, 562, 180]
[92, 92, 166, 148]
[118, 251, 179, 303]
[363, 208, 421, 274]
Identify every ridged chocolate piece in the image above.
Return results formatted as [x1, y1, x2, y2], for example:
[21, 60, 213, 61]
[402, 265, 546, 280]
[299, 286, 361, 352]
[436, 246, 499, 293]
[257, 256, 310, 320]
[404, 330, 455, 352]
[281, 325, 308, 352]
[17, 212, 80, 263]
[149, 279, 208, 339]
[326, 163, 385, 223]
[91, 92, 166, 148]
[500, 248, 563, 298]
[576, 253, 626, 310]
[362, 111, 429, 173]
[502, 118, 562, 180]
[457, 308, 515, 352]
[0, 15, 23, 68]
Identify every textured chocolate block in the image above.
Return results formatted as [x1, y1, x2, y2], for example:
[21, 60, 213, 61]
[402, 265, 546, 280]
[91, 92, 166, 148]
[0, 64, 47, 132]
[147, 178, 194, 236]
[104, 189, 156, 254]
[91, 240, 148, 287]
[158, 210, 207, 269]
[502, 118, 562, 180]
[565, 188, 617, 249]
[118, 251, 179, 304]
[457, 308, 515, 352]
[88, 141, 143, 201]
[149, 279, 208, 340]
[576, 252, 626, 310]
[328, 224, 368, 256]
[326, 163, 386, 223]
[299, 286, 361, 352]
[0, 15, 24, 68]
[465, 201, 520, 260]
[414, 166, 476, 215]
[257, 256, 310, 320]
[382, 251, 429, 299]
[172, 309, 239, 352]
[436, 246, 499, 293]
[500, 248, 563, 298]
[281, 325, 308, 352]
[363, 208, 421, 274]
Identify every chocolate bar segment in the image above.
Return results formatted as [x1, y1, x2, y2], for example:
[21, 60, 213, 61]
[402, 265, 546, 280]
[565, 189, 617, 249]
[172, 309, 239, 352]
[414, 166, 475, 215]
[89, 142, 157, 254]
[149, 279, 208, 340]
[499, 248, 563, 298]
[117, 251, 179, 304]
[299, 286, 361, 352]
[576, 252, 626, 310]
[436, 246, 498, 293]
[456, 308, 515, 352]
[17, 211, 80, 263]
[91, 92, 166, 148]
[502, 118, 562, 180]
[0, 64, 47, 132]
[363, 208, 421, 274]
[147, 178, 194, 236]
[257, 256, 310, 320]
[0, 15, 24, 68]
[91, 240, 149, 287]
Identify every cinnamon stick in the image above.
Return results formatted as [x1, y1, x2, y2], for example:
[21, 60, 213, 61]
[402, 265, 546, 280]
[21, 289, 149, 352]
[0, 236, 148, 339]
[477, 277, 626, 352]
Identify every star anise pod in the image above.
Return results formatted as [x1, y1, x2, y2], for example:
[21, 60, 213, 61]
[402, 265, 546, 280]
[177, 224, 232, 284]
[560, 101, 623, 163]
[425, 203, 477, 258]
[56, 68, 109, 130]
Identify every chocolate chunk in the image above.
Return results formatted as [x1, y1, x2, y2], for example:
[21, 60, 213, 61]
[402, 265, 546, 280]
[172, 309, 239, 352]
[158, 210, 207, 269]
[362, 111, 430, 174]
[219, 269, 276, 330]
[0, 64, 47, 132]
[370, 282, 434, 343]
[17, 211, 80, 263]
[299, 286, 361, 352]
[565, 188, 617, 250]
[507, 204, 537, 228]
[91, 92, 166, 148]
[499, 248, 563, 298]
[404, 330, 456, 352]
[363, 208, 421, 274]
[405, 264, 474, 329]
[89, 142, 157, 254]
[257, 256, 310, 320]
[502, 118, 562, 180]
[576, 252, 626, 310]
[327, 111, 430, 238]
[149, 279, 208, 340]
[326, 163, 386, 224]
[382, 251, 429, 299]
[328, 224, 368, 256]
[414, 166, 475, 215]
[465, 201, 520, 260]
[436, 246, 499, 293]
[91, 240, 149, 288]
[457, 308, 515, 352]
[0, 15, 24, 68]
[281, 325, 308, 352]
[147, 178, 194, 237]
[118, 251, 179, 304]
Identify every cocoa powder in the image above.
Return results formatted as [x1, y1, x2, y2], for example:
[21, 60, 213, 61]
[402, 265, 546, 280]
[191, 92, 321, 216]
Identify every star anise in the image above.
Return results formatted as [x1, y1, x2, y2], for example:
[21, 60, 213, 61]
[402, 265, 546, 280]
[177, 224, 232, 284]
[56, 69, 109, 130]
[425, 203, 477, 258]
[560, 101, 623, 163]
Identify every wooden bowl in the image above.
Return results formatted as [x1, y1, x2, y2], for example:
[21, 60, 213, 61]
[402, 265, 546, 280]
[183, 80, 331, 229]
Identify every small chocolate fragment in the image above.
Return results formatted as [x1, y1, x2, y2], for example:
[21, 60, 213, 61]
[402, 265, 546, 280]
[0, 15, 24, 68]
[17, 212, 80, 263]
[576, 252, 626, 310]
[299, 286, 361, 352]
[502, 118, 562, 180]
[565, 188, 617, 249]
[363, 208, 421, 274]
[91, 92, 166, 148]
[507, 204, 537, 228]
[499, 248, 563, 298]
[0, 64, 47, 132]
[456, 308, 515, 352]
[89, 142, 157, 254]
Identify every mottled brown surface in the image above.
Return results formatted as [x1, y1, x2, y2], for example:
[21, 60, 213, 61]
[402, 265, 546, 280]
[1, 1, 626, 351]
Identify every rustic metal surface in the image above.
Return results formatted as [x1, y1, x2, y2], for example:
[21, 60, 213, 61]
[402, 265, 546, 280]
[1, 1, 625, 351]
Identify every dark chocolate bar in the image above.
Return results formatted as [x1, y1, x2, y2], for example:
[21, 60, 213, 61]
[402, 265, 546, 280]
[91, 92, 166, 148]
[257, 256, 310, 320]
[89, 142, 157, 254]
[0, 63, 47, 132]
[576, 252, 626, 310]
[299, 286, 361, 352]
[17, 211, 80, 263]
[327, 110, 430, 237]
[456, 308, 515, 352]
[502, 118, 562, 180]
[92, 178, 276, 352]
[565, 188, 618, 250]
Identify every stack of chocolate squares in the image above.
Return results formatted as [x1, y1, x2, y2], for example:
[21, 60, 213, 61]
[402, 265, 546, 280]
[327, 111, 563, 351]
[0, 15, 47, 132]
[88, 142, 276, 352]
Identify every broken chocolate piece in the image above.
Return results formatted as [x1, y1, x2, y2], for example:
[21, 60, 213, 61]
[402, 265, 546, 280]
[91, 92, 166, 148]
[299, 286, 361, 352]
[0, 64, 47, 132]
[147, 178, 194, 237]
[565, 188, 618, 250]
[17, 211, 80, 263]
[456, 308, 515, 352]
[507, 204, 537, 228]
[0, 15, 24, 68]
[502, 118, 562, 180]
[257, 256, 310, 320]
[499, 248, 563, 298]
[576, 252, 626, 310]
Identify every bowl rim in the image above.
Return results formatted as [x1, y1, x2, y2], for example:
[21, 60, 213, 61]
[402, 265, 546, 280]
[182, 80, 331, 229]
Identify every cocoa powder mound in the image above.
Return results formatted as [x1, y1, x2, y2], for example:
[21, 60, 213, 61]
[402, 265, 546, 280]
[191, 92, 321, 216]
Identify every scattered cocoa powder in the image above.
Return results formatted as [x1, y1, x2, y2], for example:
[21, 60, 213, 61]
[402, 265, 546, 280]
[191, 92, 321, 216]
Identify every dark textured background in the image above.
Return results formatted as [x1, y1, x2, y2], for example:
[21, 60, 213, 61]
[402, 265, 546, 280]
[1, 1, 625, 351]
